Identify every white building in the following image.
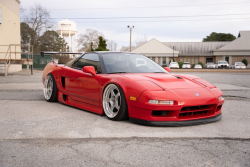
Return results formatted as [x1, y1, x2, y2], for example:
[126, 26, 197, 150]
[0, 0, 21, 73]
[122, 31, 250, 68]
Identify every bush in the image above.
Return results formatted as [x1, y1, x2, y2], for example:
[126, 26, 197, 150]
[178, 62, 183, 69]
[242, 59, 248, 66]
[198, 62, 204, 68]
[191, 64, 195, 68]
[162, 65, 168, 67]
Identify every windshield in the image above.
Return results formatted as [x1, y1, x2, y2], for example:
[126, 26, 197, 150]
[207, 62, 214, 65]
[218, 61, 228, 64]
[170, 62, 178, 64]
[101, 53, 167, 74]
[236, 62, 244, 65]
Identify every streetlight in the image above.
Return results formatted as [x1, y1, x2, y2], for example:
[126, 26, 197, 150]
[172, 44, 175, 62]
[127, 25, 134, 52]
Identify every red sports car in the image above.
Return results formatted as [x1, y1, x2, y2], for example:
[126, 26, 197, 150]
[42, 52, 224, 126]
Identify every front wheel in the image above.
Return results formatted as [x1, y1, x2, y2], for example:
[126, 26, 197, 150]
[44, 73, 58, 102]
[102, 84, 128, 121]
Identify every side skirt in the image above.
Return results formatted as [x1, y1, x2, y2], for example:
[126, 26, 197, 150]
[57, 91, 104, 115]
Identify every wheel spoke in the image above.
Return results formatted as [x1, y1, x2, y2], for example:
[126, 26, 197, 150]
[114, 101, 120, 110]
[115, 92, 120, 100]
[110, 101, 115, 111]
[112, 90, 116, 97]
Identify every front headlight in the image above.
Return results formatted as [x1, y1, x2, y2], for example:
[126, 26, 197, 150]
[218, 96, 224, 101]
[149, 100, 174, 105]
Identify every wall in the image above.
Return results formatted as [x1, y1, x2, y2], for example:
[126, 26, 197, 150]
[215, 56, 223, 63]
[0, 0, 21, 73]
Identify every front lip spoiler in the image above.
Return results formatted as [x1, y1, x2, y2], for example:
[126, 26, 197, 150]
[129, 113, 222, 127]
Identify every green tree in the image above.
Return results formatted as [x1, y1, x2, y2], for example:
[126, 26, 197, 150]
[38, 30, 70, 63]
[202, 32, 236, 42]
[20, 22, 35, 44]
[178, 62, 183, 69]
[93, 36, 109, 51]
[242, 59, 248, 66]
[38, 30, 68, 52]
[198, 62, 204, 68]
[20, 22, 36, 52]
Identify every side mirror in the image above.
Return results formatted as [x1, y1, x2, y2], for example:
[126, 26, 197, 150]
[83, 66, 96, 76]
[164, 67, 171, 73]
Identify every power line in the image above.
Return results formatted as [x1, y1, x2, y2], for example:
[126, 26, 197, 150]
[21, 13, 250, 20]
[38, 17, 250, 24]
[42, 2, 250, 10]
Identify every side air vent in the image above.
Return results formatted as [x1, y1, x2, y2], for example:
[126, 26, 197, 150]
[61, 77, 65, 88]
[63, 94, 67, 101]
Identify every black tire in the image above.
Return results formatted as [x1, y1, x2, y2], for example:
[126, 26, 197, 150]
[102, 84, 128, 121]
[115, 85, 128, 120]
[44, 73, 58, 102]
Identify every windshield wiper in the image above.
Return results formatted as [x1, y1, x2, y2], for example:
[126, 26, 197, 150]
[108, 72, 128, 74]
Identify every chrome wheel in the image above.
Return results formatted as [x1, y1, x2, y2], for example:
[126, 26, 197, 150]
[103, 84, 121, 118]
[44, 75, 53, 100]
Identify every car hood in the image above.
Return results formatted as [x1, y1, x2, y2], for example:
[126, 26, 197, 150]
[122, 73, 204, 90]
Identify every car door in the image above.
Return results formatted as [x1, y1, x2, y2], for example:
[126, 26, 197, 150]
[65, 53, 102, 106]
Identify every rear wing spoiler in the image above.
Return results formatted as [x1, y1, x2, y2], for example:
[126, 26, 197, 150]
[41, 51, 84, 57]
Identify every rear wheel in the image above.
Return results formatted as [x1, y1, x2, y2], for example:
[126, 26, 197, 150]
[44, 73, 58, 102]
[102, 84, 128, 121]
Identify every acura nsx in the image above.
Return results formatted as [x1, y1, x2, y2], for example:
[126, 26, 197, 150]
[42, 52, 224, 126]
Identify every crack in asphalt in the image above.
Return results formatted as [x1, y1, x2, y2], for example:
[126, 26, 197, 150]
[1, 138, 249, 166]
[223, 95, 250, 100]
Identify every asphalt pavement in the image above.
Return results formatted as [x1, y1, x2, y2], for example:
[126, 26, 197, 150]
[0, 71, 250, 166]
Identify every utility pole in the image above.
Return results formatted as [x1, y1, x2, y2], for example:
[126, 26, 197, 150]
[27, 37, 31, 75]
[127, 26, 134, 52]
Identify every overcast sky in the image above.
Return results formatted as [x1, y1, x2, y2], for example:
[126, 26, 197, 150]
[20, 0, 250, 51]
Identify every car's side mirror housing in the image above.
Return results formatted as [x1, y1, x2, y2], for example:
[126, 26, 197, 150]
[164, 67, 171, 73]
[83, 66, 96, 76]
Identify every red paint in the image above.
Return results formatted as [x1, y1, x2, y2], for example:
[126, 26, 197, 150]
[43, 63, 224, 122]
[164, 67, 171, 73]
[83, 66, 97, 76]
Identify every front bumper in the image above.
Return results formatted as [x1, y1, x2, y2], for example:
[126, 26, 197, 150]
[130, 113, 222, 126]
[206, 66, 215, 69]
[235, 66, 246, 69]
[128, 88, 224, 126]
[217, 65, 229, 68]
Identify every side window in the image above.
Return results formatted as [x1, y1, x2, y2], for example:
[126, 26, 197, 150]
[74, 53, 101, 73]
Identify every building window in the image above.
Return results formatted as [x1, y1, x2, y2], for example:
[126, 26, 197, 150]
[162, 57, 166, 65]
[152, 57, 155, 62]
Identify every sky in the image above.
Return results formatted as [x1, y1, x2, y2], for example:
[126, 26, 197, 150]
[20, 0, 250, 51]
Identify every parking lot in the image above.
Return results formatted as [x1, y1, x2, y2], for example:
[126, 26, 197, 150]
[0, 71, 250, 166]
